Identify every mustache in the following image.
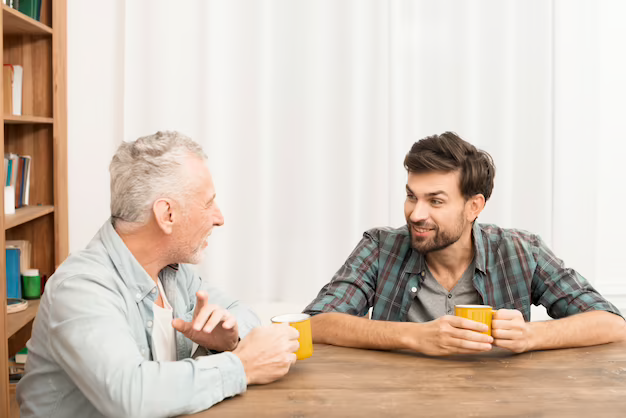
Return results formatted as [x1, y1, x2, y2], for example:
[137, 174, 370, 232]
[408, 221, 437, 230]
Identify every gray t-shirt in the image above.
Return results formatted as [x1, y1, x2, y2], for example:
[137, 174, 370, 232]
[407, 260, 483, 322]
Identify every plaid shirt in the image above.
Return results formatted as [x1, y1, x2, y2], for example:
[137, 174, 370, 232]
[304, 223, 622, 322]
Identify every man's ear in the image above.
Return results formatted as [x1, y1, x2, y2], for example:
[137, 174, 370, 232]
[466, 194, 486, 222]
[153, 198, 175, 235]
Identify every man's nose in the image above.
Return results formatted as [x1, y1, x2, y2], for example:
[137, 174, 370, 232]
[409, 201, 429, 223]
[213, 203, 224, 226]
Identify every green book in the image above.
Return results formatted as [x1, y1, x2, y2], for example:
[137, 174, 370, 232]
[18, 0, 37, 19]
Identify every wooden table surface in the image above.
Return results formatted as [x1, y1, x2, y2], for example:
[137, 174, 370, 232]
[184, 342, 626, 417]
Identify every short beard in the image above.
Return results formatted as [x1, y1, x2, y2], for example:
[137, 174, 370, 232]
[407, 213, 466, 255]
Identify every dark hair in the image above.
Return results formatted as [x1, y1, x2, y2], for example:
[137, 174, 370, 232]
[403, 132, 495, 201]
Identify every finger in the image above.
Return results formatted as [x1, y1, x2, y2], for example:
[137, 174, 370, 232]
[288, 353, 297, 366]
[203, 309, 226, 333]
[222, 316, 237, 330]
[448, 337, 493, 352]
[193, 291, 210, 318]
[447, 316, 489, 333]
[493, 338, 520, 351]
[492, 319, 522, 331]
[450, 328, 494, 344]
[492, 328, 521, 340]
[172, 318, 192, 335]
[274, 323, 299, 339]
[493, 309, 522, 320]
[192, 304, 218, 332]
[289, 340, 300, 353]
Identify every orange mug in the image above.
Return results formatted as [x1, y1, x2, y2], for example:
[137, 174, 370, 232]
[454, 305, 495, 336]
[271, 313, 313, 360]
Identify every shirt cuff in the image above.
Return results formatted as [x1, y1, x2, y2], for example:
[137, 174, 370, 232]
[195, 351, 247, 399]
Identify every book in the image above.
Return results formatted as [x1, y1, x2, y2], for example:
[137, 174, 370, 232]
[15, 155, 23, 207]
[15, 348, 28, 364]
[3, 65, 23, 116]
[6, 247, 22, 299]
[3, 153, 31, 209]
[6, 240, 31, 273]
[22, 155, 31, 205]
[18, 0, 37, 19]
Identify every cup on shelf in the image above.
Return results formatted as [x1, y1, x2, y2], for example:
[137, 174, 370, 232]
[22, 269, 41, 299]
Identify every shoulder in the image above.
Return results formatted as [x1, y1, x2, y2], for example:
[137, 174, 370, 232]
[363, 225, 411, 253]
[45, 242, 123, 301]
[477, 223, 542, 254]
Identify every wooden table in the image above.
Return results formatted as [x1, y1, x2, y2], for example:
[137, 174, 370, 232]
[184, 342, 626, 417]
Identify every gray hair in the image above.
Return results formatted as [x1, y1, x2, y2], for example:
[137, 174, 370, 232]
[109, 131, 207, 227]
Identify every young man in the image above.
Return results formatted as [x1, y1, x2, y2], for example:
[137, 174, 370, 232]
[304, 132, 625, 356]
[18, 131, 299, 418]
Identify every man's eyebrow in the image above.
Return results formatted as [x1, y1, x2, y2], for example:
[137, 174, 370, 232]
[405, 185, 448, 197]
[425, 191, 448, 197]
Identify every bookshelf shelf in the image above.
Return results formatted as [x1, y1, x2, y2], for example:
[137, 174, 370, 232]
[4, 115, 54, 124]
[2, 5, 52, 35]
[6, 299, 39, 338]
[4, 205, 54, 230]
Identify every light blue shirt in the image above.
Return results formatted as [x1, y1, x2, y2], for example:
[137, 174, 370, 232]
[17, 219, 261, 418]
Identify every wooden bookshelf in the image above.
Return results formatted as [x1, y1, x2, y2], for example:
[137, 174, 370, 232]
[2, 5, 53, 35]
[4, 205, 54, 230]
[6, 300, 39, 338]
[0, 1, 67, 416]
[4, 115, 54, 124]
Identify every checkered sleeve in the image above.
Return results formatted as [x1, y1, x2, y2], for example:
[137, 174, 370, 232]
[530, 235, 623, 319]
[303, 231, 379, 317]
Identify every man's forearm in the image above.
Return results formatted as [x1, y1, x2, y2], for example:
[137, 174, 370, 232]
[528, 311, 626, 351]
[310, 312, 412, 351]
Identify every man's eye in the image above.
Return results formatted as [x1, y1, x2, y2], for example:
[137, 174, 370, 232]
[431, 199, 443, 205]
[406, 194, 416, 200]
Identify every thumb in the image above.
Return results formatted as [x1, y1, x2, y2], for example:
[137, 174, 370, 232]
[172, 318, 191, 335]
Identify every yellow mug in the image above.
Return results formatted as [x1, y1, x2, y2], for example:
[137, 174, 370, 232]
[271, 313, 313, 360]
[454, 305, 494, 336]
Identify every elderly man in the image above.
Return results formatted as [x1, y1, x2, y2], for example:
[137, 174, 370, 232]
[18, 131, 299, 417]
[305, 131, 625, 355]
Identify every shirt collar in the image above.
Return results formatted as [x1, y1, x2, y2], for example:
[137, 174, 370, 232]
[472, 222, 487, 274]
[99, 218, 166, 300]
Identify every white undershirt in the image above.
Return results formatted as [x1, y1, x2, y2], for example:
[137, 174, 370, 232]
[151, 279, 177, 362]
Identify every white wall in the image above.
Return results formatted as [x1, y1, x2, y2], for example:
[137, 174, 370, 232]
[67, 0, 125, 252]
[66, 1, 626, 320]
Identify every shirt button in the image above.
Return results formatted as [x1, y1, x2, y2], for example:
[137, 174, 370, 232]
[448, 294, 452, 299]
[420, 271, 425, 277]
[411, 287, 418, 293]
[147, 320, 153, 328]
[136, 293, 141, 299]
[151, 288, 157, 294]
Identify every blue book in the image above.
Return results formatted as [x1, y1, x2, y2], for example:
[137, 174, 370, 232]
[6, 247, 21, 299]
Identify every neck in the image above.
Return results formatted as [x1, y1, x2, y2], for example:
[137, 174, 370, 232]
[425, 226, 475, 278]
[116, 221, 169, 283]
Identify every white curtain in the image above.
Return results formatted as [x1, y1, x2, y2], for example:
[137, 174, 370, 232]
[121, 0, 626, 313]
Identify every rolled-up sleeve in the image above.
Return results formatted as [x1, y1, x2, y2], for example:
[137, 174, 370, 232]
[303, 230, 379, 317]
